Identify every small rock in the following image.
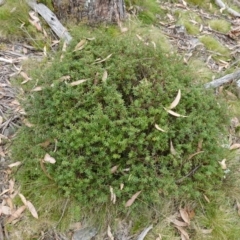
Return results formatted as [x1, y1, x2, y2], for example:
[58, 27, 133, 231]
[72, 227, 97, 240]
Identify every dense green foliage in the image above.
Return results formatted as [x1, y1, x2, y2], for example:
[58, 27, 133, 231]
[13, 29, 228, 207]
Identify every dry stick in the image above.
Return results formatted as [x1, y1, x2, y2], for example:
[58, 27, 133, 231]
[204, 70, 240, 88]
[26, 0, 72, 44]
[0, 0, 6, 6]
[215, 0, 240, 17]
[137, 225, 153, 240]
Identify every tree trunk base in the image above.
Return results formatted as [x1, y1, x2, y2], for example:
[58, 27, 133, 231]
[52, 0, 125, 23]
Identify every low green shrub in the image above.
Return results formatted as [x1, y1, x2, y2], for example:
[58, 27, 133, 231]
[13, 28, 229, 208]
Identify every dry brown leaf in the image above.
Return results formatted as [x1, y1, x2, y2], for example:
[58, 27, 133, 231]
[39, 140, 51, 148]
[7, 205, 26, 224]
[167, 13, 175, 21]
[0, 205, 12, 215]
[179, 208, 190, 225]
[6, 197, 14, 210]
[174, 225, 189, 240]
[225, 90, 238, 100]
[203, 194, 210, 203]
[136, 34, 144, 41]
[230, 143, 240, 150]
[218, 159, 227, 170]
[156, 234, 162, 240]
[74, 39, 87, 51]
[19, 193, 27, 205]
[40, 159, 53, 180]
[186, 208, 195, 220]
[94, 54, 112, 64]
[29, 11, 40, 22]
[171, 219, 188, 227]
[236, 200, 240, 216]
[9, 180, 14, 194]
[110, 165, 118, 173]
[187, 151, 204, 160]
[58, 75, 71, 82]
[197, 139, 203, 152]
[0, 189, 10, 197]
[31, 86, 43, 92]
[23, 118, 34, 127]
[102, 70, 108, 83]
[201, 229, 213, 234]
[121, 27, 128, 33]
[155, 124, 166, 132]
[69, 222, 82, 231]
[43, 153, 56, 164]
[151, 41, 156, 49]
[109, 186, 116, 204]
[20, 71, 32, 84]
[8, 161, 21, 168]
[125, 191, 141, 207]
[170, 140, 177, 156]
[107, 225, 114, 240]
[70, 79, 88, 86]
[26, 201, 38, 219]
[169, 89, 181, 109]
[29, 19, 42, 31]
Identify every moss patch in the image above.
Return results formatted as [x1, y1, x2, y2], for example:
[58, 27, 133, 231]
[199, 35, 231, 60]
[208, 19, 231, 33]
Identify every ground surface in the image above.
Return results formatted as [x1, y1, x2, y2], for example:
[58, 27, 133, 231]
[1, 0, 240, 239]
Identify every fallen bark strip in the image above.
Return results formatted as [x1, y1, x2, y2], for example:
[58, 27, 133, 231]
[26, 0, 72, 44]
[204, 69, 240, 88]
[215, 0, 240, 17]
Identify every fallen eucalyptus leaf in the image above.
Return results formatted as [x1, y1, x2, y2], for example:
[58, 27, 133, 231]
[174, 225, 189, 240]
[170, 140, 177, 156]
[43, 153, 56, 164]
[164, 108, 187, 117]
[155, 124, 166, 132]
[70, 79, 88, 86]
[31, 86, 43, 92]
[94, 54, 112, 64]
[74, 39, 87, 51]
[107, 225, 114, 240]
[109, 186, 116, 204]
[7, 205, 26, 224]
[110, 165, 118, 173]
[19, 193, 27, 205]
[171, 219, 188, 227]
[230, 143, 240, 150]
[179, 208, 190, 225]
[219, 159, 227, 169]
[8, 161, 21, 168]
[102, 70, 108, 83]
[26, 201, 38, 219]
[0, 205, 12, 215]
[125, 191, 141, 207]
[136, 225, 153, 240]
[169, 89, 181, 109]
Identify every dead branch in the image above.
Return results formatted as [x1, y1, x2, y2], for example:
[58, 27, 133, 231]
[0, 0, 6, 6]
[26, 0, 72, 44]
[204, 69, 240, 88]
[215, 0, 240, 17]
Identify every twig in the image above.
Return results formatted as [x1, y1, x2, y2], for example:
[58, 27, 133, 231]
[136, 225, 153, 240]
[55, 198, 70, 227]
[204, 69, 240, 88]
[215, 0, 240, 17]
[26, 0, 72, 44]
[176, 165, 201, 183]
